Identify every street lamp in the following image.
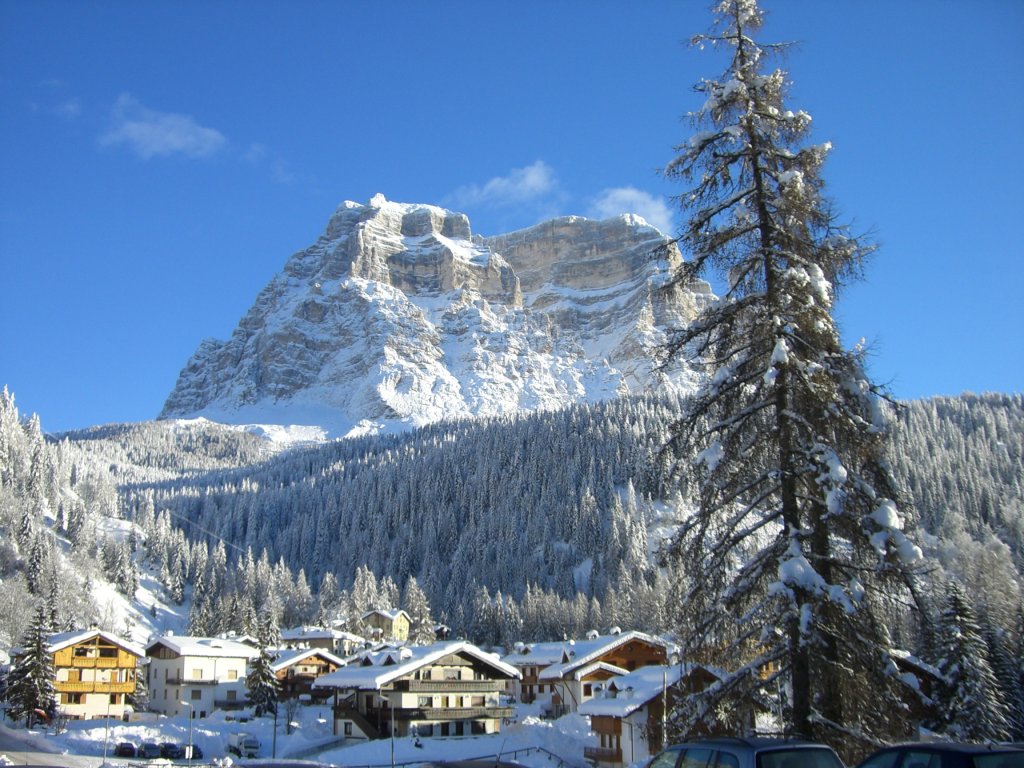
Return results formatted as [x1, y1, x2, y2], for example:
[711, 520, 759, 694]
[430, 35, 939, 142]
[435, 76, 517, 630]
[180, 700, 194, 768]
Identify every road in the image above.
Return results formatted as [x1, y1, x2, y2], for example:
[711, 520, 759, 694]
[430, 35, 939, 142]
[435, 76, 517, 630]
[0, 724, 95, 768]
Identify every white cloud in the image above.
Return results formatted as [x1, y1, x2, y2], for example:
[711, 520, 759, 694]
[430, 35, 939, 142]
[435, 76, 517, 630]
[449, 160, 557, 208]
[99, 94, 226, 160]
[588, 186, 675, 234]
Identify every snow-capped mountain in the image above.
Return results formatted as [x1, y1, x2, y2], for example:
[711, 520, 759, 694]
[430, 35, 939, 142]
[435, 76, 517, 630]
[160, 194, 712, 438]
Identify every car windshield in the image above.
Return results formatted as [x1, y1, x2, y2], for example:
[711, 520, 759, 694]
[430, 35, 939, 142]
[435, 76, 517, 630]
[758, 748, 845, 768]
[974, 754, 1024, 768]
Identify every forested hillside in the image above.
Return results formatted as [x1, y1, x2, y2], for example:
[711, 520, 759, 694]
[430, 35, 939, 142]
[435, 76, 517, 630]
[1, 385, 1021, 659]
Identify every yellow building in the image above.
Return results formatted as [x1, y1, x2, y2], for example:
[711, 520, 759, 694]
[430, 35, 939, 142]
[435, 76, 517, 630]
[360, 609, 411, 642]
[46, 630, 144, 720]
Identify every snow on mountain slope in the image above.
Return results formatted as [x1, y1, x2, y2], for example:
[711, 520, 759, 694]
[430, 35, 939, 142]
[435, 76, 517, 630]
[160, 195, 712, 438]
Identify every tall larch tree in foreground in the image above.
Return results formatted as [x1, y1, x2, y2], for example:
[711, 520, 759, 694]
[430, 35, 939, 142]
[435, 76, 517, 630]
[660, 0, 924, 756]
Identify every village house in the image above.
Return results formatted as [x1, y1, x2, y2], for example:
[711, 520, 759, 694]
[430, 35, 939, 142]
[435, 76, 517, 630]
[22, 629, 144, 721]
[146, 635, 257, 719]
[270, 647, 346, 702]
[501, 639, 569, 710]
[280, 626, 365, 657]
[360, 609, 410, 643]
[505, 630, 668, 717]
[579, 663, 723, 767]
[312, 640, 519, 742]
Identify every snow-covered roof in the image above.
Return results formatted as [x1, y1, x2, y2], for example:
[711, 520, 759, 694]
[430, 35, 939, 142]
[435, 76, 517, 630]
[361, 608, 410, 623]
[270, 647, 347, 674]
[537, 630, 667, 681]
[579, 663, 718, 718]
[280, 626, 363, 643]
[35, 629, 145, 659]
[312, 641, 520, 691]
[502, 640, 572, 667]
[146, 635, 259, 660]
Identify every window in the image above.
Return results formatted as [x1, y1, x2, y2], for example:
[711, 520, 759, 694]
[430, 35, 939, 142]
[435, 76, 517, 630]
[650, 750, 684, 768]
[110, 693, 120, 705]
[226, 690, 237, 702]
[538, 684, 545, 693]
[190, 689, 201, 701]
[343, 722, 352, 736]
[584, 683, 592, 696]
[192, 668, 202, 680]
[681, 748, 714, 768]
[227, 669, 238, 680]
[471, 721, 486, 735]
[444, 668, 459, 680]
[717, 753, 740, 768]
[471, 696, 485, 707]
[418, 696, 432, 708]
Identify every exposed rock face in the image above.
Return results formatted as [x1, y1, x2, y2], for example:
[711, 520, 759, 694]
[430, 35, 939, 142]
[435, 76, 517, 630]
[160, 195, 712, 437]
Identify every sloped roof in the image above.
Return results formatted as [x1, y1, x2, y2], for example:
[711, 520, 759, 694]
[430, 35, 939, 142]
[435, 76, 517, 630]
[146, 635, 259, 660]
[43, 629, 145, 659]
[579, 663, 718, 718]
[538, 630, 667, 681]
[270, 647, 347, 674]
[502, 639, 571, 667]
[313, 641, 520, 691]
[361, 608, 410, 623]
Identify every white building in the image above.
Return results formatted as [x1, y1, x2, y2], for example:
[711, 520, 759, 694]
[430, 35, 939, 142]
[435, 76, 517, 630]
[146, 635, 258, 718]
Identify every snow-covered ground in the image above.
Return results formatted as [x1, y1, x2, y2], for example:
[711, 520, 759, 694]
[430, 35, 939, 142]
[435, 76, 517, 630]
[22, 701, 603, 768]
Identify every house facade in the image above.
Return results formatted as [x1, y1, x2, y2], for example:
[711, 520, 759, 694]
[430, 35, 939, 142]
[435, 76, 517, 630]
[280, 626, 365, 657]
[146, 635, 257, 719]
[40, 630, 144, 721]
[505, 631, 668, 717]
[360, 609, 410, 643]
[580, 664, 722, 768]
[313, 641, 519, 742]
[271, 648, 346, 702]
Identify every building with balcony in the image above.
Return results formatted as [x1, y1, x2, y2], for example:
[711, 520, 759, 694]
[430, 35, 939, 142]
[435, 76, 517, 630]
[29, 629, 144, 721]
[271, 647, 346, 702]
[579, 663, 722, 768]
[279, 626, 365, 657]
[504, 630, 669, 717]
[146, 635, 258, 718]
[312, 641, 519, 742]
[360, 609, 410, 643]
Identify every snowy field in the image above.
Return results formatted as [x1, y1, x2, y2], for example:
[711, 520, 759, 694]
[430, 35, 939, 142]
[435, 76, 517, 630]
[4, 701, 604, 768]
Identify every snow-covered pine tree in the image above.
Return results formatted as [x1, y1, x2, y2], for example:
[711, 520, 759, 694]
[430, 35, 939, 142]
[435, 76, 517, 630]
[660, 0, 923, 752]
[247, 614, 281, 717]
[402, 576, 436, 646]
[931, 582, 1011, 741]
[4, 602, 56, 728]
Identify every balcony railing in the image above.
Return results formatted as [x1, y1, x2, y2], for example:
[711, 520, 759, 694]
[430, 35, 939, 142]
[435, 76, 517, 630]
[164, 677, 220, 686]
[396, 680, 504, 693]
[584, 745, 623, 763]
[372, 705, 515, 722]
[69, 657, 121, 668]
[56, 681, 135, 694]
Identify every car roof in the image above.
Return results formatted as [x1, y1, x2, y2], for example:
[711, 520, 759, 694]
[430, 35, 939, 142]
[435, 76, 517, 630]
[881, 744, 1024, 755]
[675, 738, 836, 750]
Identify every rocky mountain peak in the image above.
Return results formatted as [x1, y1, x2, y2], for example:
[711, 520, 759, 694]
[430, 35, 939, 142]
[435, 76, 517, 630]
[160, 197, 712, 439]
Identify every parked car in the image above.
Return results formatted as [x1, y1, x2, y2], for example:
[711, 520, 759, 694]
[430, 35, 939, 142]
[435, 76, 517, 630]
[139, 741, 162, 759]
[113, 742, 136, 757]
[855, 743, 1024, 768]
[649, 737, 845, 768]
[160, 742, 185, 759]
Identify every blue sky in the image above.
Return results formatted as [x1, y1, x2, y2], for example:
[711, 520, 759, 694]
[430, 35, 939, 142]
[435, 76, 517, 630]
[2, 1, 1022, 433]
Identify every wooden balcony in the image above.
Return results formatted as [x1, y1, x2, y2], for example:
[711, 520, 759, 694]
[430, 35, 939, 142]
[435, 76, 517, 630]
[584, 745, 623, 763]
[396, 680, 504, 693]
[69, 657, 121, 668]
[56, 680, 135, 694]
